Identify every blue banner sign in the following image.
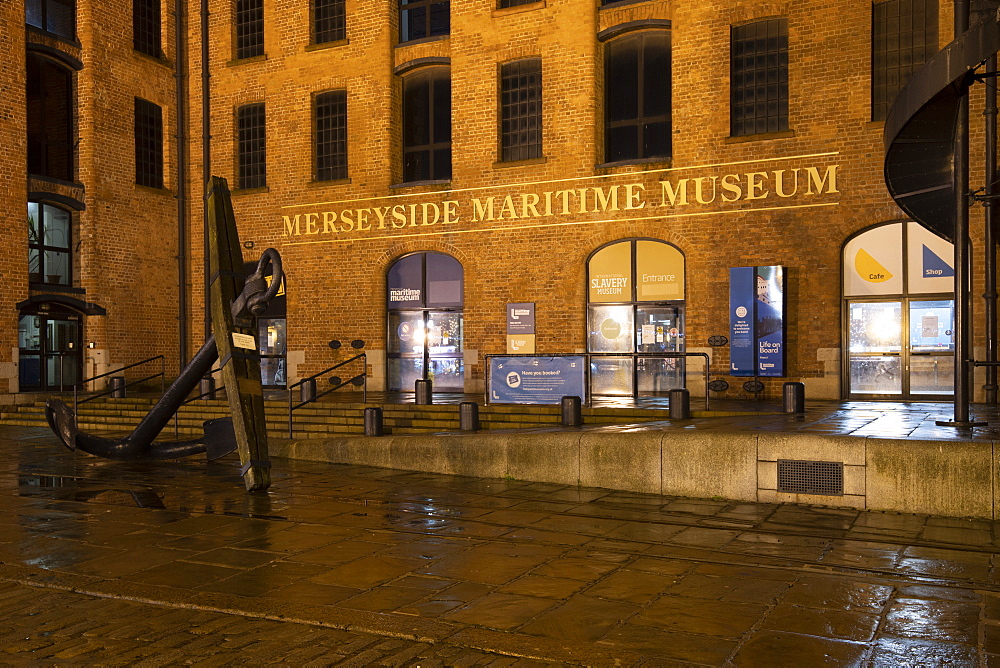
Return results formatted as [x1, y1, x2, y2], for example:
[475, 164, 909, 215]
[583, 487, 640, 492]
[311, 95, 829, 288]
[729, 266, 785, 377]
[489, 356, 586, 404]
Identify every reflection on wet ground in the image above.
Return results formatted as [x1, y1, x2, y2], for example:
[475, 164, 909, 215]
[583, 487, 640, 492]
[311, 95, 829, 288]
[2, 426, 1000, 664]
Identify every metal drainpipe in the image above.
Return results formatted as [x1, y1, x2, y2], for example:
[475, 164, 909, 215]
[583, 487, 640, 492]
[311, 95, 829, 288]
[174, 0, 188, 369]
[201, 0, 211, 340]
[953, 0, 972, 423]
[984, 53, 998, 405]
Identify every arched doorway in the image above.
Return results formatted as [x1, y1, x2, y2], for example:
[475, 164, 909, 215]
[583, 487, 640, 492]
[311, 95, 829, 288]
[587, 238, 685, 396]
[386, 252, 464, 391]
[843, 222, 954, 398]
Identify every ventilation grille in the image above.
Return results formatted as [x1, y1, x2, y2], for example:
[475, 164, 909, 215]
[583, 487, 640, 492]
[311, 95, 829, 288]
[777, 459, 844, 496]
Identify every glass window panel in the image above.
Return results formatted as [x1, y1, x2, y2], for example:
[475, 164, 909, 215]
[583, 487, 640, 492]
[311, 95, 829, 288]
[428, 358, 463, 390]
[47, 319, 78, 352]
[849, 356, 902, 394]
[909, 355, 953, 395]
[43, 250, 69, 285]
[388, 311, 426, 355]
[257, 317, 286, 355]
[260, 357, 286, 386]
[19, 316, 41, 351]
[635, 306, 682, 353]
[848, 301, 902, 352]
[19, 355, 41, 389]
[389, 358, 424, 392]
[590, 356, 633, 395]
[637, 357, 683, 395]
[387, 254, 424, 306]
[909, 300, 954, 352]
[588, 304, 635, 353]
[43, 204, 70, 248]
[47, 0, 75, 38]
[28, 248, 42, 283]
[426, 252, 462, 306]
[730, 19, 788, 136]
[26, 0, 44, 28]
[426, 311, 462, 354]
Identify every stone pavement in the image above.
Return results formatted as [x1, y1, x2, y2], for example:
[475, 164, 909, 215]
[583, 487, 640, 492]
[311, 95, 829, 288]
[1, 425, 999, 665]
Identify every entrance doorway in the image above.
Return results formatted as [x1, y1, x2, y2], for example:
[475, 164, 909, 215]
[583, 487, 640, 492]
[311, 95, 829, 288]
[843, 222, 954, 398]
[386, 252, 464, 391]
[18, 308, 82, 392]
[587, 239, 685, 396]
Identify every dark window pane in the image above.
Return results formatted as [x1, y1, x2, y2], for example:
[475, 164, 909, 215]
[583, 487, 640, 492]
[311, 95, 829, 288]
[235, 0, 264, 59]
[27, 53, 74, 181]
[314, 90, 347, 181]
[134, 97, 163, 188]
[46, 0, 75, 38]
[426, 252, 463, 306]
[604, 31, 671, 162]
[402, 69, 450, 182]
[730, 18, 788, 137]
[133, 0, 161, 56]
[872, 0, 938, 121]
[400, 0, 448, 42]
[313, 0, 345, 44]
[498, 0, 536, 6]
[501, 58, 542, 161]
[28, 203, 73, 286]
[237, 103, 266, 189]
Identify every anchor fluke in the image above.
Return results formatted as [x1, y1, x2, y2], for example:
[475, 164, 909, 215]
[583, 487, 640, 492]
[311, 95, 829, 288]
[44, 398, 238, 461]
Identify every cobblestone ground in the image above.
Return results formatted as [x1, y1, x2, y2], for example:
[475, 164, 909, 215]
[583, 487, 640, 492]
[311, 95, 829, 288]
[2, 427, 1000, 665]
[0, 581, 542, 666]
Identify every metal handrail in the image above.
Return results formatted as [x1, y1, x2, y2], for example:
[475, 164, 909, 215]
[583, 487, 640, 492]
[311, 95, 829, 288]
[288, 352, 367, 437]
[173, 366, 223, 438]
[484, 352, 712, 410]
[73, 355, 166, 426]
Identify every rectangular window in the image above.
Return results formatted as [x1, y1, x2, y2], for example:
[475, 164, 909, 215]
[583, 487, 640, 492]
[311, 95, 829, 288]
[134, 97, 163, 188]
[314, 90, 347, 181]
[235, 0, 264, 60]
[731, 19, 789, 137]
[26, 0, 75, 39]
[237, 103, 266, 189]
[402, 69, 451, 182]
[872, 0, 938, 121]
[313, 0, 346, 44]
[133, 0, 161, 57]
[498, 0, 536, 7]
[27, 53, 74, 181]
[500, 59, 542, 162]
[400, 0, 449, 43]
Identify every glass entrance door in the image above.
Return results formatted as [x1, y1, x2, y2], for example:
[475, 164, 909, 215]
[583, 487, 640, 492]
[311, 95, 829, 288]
[636, 305, 684, 395]
[19, 313, 81, 392]
[847, 298, 953, 397]
[387, 310, 463, 391]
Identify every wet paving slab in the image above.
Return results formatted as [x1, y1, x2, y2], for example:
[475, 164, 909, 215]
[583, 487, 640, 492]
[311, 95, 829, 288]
[4, 426, 1000, 664]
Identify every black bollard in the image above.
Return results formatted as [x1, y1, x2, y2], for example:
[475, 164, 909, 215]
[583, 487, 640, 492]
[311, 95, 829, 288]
[300, 378, 317, 403]
[199, 376, 216, 400]
[459, 401, 480, 431]
[364, 406, 384, 436]
[415, 378, 433, 405]
[668, 388, 691, 419]
[110, 376, 126, 399]
[561, 395, 582, 427]
[783, 381, 806, 413]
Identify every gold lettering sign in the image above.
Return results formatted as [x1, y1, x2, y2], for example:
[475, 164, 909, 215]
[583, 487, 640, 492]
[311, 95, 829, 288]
[279, 153, 840, 246]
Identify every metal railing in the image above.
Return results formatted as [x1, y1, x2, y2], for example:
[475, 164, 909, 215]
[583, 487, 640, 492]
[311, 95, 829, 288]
[172, 366, 223, 437]
[484, 352, 712, 410]
[73, 355, 166, 426]
[287, 352, 367, 437]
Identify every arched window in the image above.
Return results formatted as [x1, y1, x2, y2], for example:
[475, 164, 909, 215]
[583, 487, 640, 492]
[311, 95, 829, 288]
[386, 252, 463, 392]
[843, 222, 954, 397]
[603, 30, 671, 163]
[402, 68, 451, 182]
[587, 238, 684, 396]
[28, 201, 71, 286]
[27, 53, 74, 182]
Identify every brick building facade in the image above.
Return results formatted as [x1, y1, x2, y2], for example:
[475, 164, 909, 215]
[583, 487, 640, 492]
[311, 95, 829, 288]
[2, 0, 991, 402]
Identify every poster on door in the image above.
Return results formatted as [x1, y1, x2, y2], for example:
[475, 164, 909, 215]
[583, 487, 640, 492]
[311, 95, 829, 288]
[729, 266, 786, 377]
